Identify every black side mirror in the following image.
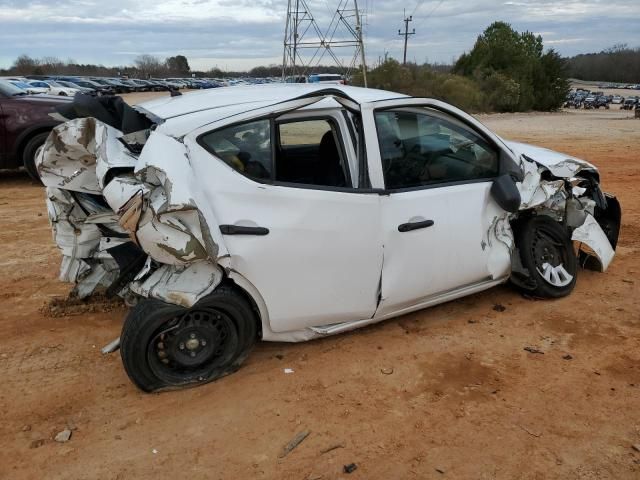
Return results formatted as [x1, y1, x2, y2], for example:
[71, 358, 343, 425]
[491, 173, 521, 213]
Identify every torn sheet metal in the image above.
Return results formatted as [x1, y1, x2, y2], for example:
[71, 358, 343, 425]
[571, 213, 615, 271]
[46, 187, 103, 259]
[130, 261, 223, 308]
[38, 116, 226, 306]
[505, 141, 598, 178]
[38, 118, 121, 194]
[517, 159, 566, 210]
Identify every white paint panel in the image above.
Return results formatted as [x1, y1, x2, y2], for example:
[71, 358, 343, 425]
[376, 182, 510, 317]
[572, 213, 615, 271]
[186, 140, 383, 332]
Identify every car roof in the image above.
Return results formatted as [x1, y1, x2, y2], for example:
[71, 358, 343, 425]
[136, 84, 406, 121]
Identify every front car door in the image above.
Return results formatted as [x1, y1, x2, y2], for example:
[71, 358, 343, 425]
[360, 100, 517, 319]
[184, 101, 383, 333]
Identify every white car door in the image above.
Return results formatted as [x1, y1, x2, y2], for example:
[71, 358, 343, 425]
[185, 106, 383, 333]
[361, 102, 514, 318]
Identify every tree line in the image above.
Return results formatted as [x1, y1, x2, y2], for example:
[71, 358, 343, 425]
[565, 44, 640, 84]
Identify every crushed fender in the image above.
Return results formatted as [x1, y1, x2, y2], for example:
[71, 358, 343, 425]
[38, 99, 223, 308]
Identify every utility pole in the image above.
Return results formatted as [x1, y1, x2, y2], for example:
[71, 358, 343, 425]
[353, 0, 367, 87]
[398, 13, 415, 65]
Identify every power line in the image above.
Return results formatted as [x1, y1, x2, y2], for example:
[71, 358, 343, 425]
[410, 0, 427, 18]
[412, 0, 445, 30]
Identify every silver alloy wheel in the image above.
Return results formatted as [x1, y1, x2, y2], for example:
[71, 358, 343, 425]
[537, 262, 574, 287]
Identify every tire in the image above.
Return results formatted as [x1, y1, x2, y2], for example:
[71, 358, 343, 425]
[514, 215, 578, 298]
[58, 92, 68, 96]
[22, 132, 49, 184]
[120, 285, 258, 392]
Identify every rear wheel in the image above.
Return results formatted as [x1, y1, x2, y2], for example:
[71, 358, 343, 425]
[120, 286, 258, 392]
[515, 216, 578, 298]
[22, 132, 49, 184]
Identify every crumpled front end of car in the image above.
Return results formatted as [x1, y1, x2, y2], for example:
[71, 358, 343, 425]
[37, 97, 225, 308]
[505, 140, 621, 289]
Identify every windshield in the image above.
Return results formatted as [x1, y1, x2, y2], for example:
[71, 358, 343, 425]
[0, 79, 27, 96]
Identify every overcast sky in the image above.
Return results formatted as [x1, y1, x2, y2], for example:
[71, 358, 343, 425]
[0, 0, 639, 71]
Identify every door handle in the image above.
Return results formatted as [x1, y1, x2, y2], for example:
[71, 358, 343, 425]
[220, 225, 269, 235]
[398, 219, 434, 232]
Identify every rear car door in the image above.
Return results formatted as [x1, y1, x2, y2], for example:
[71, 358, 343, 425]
[184, 105, 383, 333]
[361, 103, 514, 318]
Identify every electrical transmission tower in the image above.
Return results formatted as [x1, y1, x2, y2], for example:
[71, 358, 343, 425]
[282, 0, 368, 86]
[398, 13, 415, 65]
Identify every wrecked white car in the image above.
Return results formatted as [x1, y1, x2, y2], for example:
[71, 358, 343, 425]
[37, 85, 621, 392]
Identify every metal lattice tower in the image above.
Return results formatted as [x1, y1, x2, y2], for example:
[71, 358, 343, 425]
[282, 0, 367, 86]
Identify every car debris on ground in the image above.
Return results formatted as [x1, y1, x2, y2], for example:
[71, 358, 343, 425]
[279, 430, 311, 458]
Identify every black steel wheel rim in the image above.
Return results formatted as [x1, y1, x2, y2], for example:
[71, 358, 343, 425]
[147, 307, 239, 384]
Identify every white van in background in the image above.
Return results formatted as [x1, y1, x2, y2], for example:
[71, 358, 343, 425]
[308, 73, 345, 84]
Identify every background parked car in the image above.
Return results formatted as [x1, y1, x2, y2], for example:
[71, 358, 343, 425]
[8, 80, 47, 95]
[0, 79, 68, 181]
[27, 80, 80, 97]
[55, 80, 97, 95]
[63, 78, 112, 95]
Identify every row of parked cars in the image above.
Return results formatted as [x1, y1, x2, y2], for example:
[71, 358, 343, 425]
[2, 72, 347, 97]
[598, 83, 640, 90]
[564, 89, 640, 110]
[0, 75, 235, 96]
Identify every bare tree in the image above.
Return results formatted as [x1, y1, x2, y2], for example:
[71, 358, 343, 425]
[12, 54, 40, 75]
[134, 54, 165, 78]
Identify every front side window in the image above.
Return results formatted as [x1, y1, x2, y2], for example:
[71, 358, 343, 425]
[375, 110, 499, 190]
[200, 119, 272, 181]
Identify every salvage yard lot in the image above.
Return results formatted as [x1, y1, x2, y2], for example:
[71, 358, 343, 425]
[1, 95, 639, 479]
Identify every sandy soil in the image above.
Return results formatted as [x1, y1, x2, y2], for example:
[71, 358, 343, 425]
[1, 98, 639, 480]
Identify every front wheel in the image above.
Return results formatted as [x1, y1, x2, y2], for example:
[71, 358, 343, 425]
[515, 216, 578, 298]
[120, 286, 258, 392]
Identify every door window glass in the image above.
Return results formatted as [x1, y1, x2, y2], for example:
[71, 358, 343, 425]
[200, 119, 272, 180]
[200, 117, 352, 188]
[375, 110, 499, 190]
[275, 119, 349, 187]
[279, 119, 332, 146]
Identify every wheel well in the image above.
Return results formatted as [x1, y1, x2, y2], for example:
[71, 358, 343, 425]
[16, 127, 53, 164]
[220, 278, 263, 339]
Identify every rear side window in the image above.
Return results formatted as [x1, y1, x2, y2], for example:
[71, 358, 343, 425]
[279, 119, 332, 146]
[275, 118, 349, 187]
[200, 119, 272, 181]
[199, 117, 351, 188]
